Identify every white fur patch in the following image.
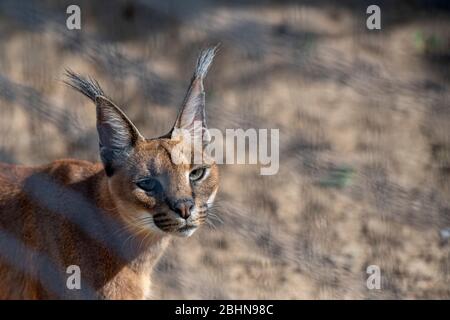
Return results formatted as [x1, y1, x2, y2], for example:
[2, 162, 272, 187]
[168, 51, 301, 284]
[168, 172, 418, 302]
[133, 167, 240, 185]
[207, 187, 218, 208]
[177, 227, 197, 238]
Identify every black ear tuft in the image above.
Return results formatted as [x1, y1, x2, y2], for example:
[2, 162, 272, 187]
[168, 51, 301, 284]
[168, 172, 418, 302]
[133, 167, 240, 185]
[194, 45, 219, 79]
[64, 69, 105, 102]
[64, 70, 144, 176]
[172, 45, 219, 143]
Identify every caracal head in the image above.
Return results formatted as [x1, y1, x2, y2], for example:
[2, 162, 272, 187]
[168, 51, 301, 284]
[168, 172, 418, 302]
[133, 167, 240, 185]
[66, 47, 219, 238]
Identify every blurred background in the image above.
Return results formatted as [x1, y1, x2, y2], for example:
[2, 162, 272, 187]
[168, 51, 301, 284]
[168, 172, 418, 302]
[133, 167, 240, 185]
[0, 0, 449, 299]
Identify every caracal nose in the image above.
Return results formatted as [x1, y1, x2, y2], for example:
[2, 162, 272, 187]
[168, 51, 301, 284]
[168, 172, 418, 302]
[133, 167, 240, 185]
[173, 199, 194, 219]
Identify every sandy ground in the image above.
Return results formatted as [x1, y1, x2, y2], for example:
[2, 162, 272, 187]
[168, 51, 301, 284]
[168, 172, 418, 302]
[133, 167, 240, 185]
[0, 0, 449, 299]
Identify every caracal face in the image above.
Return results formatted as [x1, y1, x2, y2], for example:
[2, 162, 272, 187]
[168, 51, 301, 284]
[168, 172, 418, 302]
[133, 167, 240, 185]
[109, 137, 219, 238]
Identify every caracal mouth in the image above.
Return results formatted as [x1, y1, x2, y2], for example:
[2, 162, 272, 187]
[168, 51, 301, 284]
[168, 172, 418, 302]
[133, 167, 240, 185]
[151, 213, 199, 237]
[173, 224, 198, 237]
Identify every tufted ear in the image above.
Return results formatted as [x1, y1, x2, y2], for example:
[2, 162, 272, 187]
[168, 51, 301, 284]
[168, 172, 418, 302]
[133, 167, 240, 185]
[95, 96, 144, 176]
[64, 70, 144, 176]
[171, 46, 218, 145]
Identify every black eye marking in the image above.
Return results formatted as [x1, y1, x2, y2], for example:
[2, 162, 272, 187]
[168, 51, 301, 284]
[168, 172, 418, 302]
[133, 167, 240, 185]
[136, 178, 163, 194]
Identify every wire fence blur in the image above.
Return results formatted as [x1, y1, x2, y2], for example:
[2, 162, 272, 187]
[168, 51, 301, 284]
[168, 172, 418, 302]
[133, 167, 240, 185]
[0, 0, 449, 299]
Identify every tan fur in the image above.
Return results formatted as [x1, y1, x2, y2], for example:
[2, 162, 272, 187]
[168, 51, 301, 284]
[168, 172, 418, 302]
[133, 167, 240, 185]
[0, 48, 219, 299]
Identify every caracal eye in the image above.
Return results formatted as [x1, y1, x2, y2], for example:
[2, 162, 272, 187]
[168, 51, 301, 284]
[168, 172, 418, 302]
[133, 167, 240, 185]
[136, 178, 162, 194]
[189, 168, 206, 182]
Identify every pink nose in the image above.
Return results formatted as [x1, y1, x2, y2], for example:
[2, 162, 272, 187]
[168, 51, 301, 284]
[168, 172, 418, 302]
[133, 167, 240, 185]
[173, 200, 194, 219]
